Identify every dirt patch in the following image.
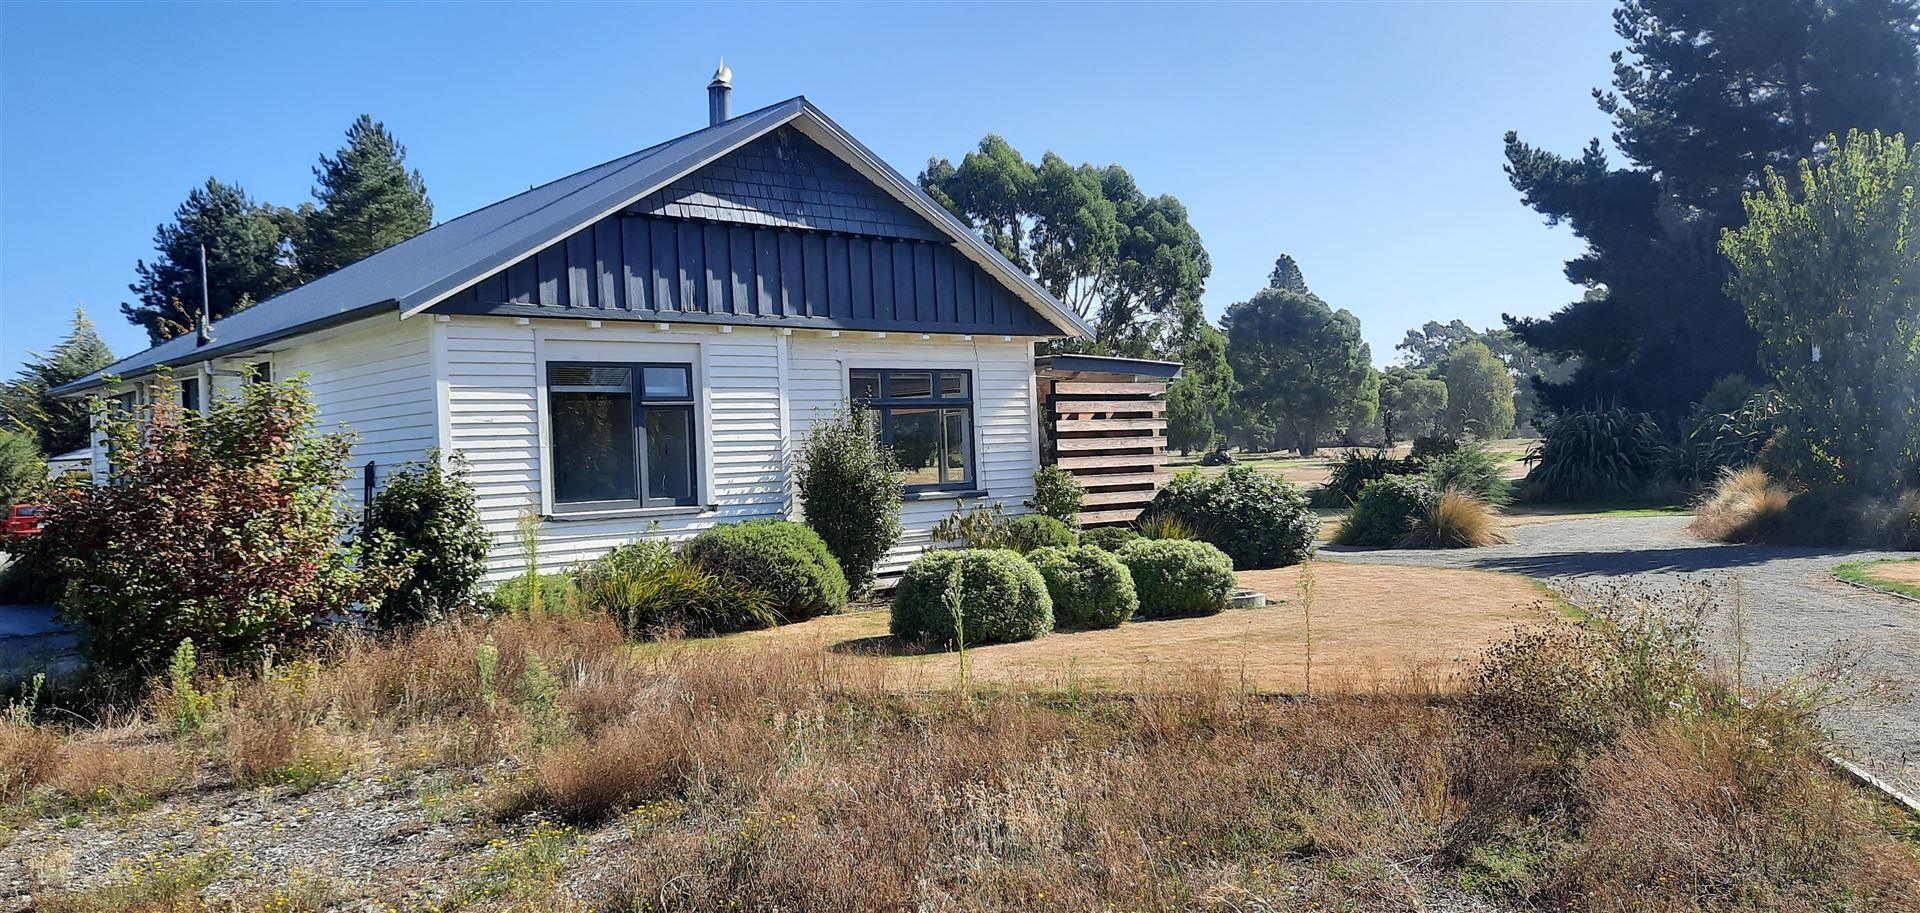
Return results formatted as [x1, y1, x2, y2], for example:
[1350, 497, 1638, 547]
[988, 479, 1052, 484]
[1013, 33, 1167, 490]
[705, 562, 1555, 693]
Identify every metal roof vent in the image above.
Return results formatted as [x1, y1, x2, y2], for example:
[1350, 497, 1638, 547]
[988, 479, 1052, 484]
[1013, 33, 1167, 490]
[707, 60, 732, 127]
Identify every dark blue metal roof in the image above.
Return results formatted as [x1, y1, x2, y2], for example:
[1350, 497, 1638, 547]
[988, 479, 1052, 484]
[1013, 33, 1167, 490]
[57, 97, 1086, 395]
[1036, 354, 1184, 379]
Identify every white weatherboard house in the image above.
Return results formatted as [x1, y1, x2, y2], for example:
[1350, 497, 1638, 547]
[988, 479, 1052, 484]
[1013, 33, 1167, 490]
[55, 73, 1103, 580]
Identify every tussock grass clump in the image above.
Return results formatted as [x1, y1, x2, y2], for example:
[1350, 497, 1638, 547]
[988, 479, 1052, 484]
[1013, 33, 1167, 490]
[1403, 490, 1510, 548]
[1691, 466, 1794, 542]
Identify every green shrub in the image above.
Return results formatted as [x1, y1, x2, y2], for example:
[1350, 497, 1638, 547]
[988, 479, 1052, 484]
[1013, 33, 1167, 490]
[0, 428, 44, 508]
[1116, 538, 1235, 619]
[891, 549, 1052, 646]
[1335, 476, 1439, 546]
[1892, 492, 1920, 551]
[1026, 546, 1137, 629]
[794, 405, 902, 596]
[1408, 436, 1459, 464]
[577, 540, 774, 636]
[1004, 514, 1077, 553]
[37, 378, 404, 674]
[1315, 449, 1421, 506]
[1775, 489, 1891, 548]
[1422, 438, 1512, 506]
[930, 501, 1013, 549]
[1522, 408, 1671, 501]
[1078, 526, 1140, 552]
[1025, 466, 1084, 526]
[358, 450, 493, 628]
[1143, 466, 1319, 569]
[484, 573, 580, 614]
[684, 519, 848, 621]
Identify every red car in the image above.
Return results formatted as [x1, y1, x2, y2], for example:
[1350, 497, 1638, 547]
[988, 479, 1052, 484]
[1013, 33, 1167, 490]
[3, 504, 45, 538]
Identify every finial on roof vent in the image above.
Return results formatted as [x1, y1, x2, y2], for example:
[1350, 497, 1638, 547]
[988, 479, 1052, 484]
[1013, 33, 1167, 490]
[707, 59, 732, 127]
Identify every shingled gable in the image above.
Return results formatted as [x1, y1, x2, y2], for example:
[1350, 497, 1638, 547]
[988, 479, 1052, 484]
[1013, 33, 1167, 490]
[55, 97, 1087, 396]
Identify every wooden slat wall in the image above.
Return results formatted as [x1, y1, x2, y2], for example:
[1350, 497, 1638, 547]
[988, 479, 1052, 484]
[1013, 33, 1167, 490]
[1040, 373, 1170, 526]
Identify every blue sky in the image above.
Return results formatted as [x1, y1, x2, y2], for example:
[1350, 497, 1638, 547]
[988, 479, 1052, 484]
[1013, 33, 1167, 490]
[0, 1, 1622, 374]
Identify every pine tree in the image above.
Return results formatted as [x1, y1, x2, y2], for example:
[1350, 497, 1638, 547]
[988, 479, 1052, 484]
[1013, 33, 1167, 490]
[1, 307, 116, 453]
[1504, 0, 1920, 424]
[1266, 254, 1308, 294]
[123, 179, 303, 344]
[301, 115, 433, 276]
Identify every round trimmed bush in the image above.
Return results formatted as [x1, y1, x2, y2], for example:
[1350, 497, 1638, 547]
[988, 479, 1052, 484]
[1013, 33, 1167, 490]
[1026, 546, 1137, 629]
[1079, 526, 1141, 552]
[1336, 476, 1438, 547]
[1116, 539, 1235, 619]
[1141, 465, 1319, 569]
[684, 519, 848, 621]
[1005, 514, 1077, 553]
[891, 549, 1052, 646]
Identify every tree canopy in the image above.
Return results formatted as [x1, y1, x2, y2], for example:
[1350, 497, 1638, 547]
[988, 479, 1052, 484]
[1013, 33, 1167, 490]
[122, 178, 303, 344]
[1380, 367, 1448, 446]
[919, 136, 1210, 355]
[302, 115, 434, 276]
[1502, 0, 1920, 424]
[1221, 286, 1371, 455]
[1267, 255, 1308, 294]
[1443, 340, 1517, 438]
[1164, 301, 1233, 454]
[1720, 130, 1919, 490]
[1, 307, 116, 454]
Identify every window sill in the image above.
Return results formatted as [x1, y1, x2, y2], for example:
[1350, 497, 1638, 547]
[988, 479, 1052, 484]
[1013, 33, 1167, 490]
[901, 488, 988, 503]
[545, 504, 709, 523]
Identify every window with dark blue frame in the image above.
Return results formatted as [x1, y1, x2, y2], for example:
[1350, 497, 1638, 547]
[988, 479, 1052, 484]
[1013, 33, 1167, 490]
[850, 368, 974, 490]
[548, 363, 697, 509]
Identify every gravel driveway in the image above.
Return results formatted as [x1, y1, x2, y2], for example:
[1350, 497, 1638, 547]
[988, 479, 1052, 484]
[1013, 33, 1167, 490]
[1322, 515, 1920, 796]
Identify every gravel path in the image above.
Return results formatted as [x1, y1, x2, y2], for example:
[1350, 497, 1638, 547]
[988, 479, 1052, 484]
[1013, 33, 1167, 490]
[1321, 515, 1920, 796]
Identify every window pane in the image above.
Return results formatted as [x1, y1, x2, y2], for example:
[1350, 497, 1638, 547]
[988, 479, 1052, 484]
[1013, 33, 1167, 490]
[643, 408, 695, 504]
[888, 408, 942, 486]
[888, 372, 932, 398]
[850, 370, 881, 401]
[551, 364, 631, 391]
[942, 408, 970, 483]
[939, 372, 967, 398]
[180, 379, 200, 412]
[642, 366, 690, 399]
[551, 391, 637, 503]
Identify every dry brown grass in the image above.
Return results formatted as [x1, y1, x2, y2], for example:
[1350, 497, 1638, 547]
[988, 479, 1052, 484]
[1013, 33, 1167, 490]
[5, 588, 1917, 912]
[0, 721, 60, 804]
[1691, 466, 1795, 542]
[1404, 491, 1512, 548]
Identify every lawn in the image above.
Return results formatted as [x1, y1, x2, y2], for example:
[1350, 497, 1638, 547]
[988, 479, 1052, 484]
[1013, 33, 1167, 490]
[1833, 559, 1920, 599]
[686, 561, 1563, 691]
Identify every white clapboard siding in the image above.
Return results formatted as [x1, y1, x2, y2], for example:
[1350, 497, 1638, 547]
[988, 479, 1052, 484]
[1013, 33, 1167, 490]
[786, 334, 1042, 580]
[442, 317, 790, 577]
[277, 318, 438, 508]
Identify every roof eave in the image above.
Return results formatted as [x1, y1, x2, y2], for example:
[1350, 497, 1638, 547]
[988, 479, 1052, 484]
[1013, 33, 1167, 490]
[48, 300, 403, 398]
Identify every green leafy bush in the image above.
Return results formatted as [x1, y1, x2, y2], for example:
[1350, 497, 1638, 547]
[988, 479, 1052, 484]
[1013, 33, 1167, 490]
[1026, 546, 1137, 629]
[891, 549, 1052, 646]
[1334, 476, 1439, 546]
[358, 450, 492, 628]
[1522, 408, 1671, 501]
[1892, 492, 1920, 551]
[794, 406, 902, 596]
[36, 378, 404, 674]
[1078, 526, 1140, 552]
[1314, 449, 1420, 506]
[1143, 465, 1319, 569]
[930, 501, 1013, 549]
[1775, 489, 1892, 548]
[578, 539, 774, 636]
[684, 519, 848, 621]
[1025, 466, 1084, 526]
[483, 573, 580, 614]
[1004, 514, 1077, 553]
[0, 428, 44, 508]
[1408, 436, 1459, 464]
[1116, 538, 1235, 619]
[1421, 438, 1512, 506]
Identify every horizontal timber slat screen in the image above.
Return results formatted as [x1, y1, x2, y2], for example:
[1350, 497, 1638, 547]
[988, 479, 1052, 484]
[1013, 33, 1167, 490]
[1036, 360, 1179, 527]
